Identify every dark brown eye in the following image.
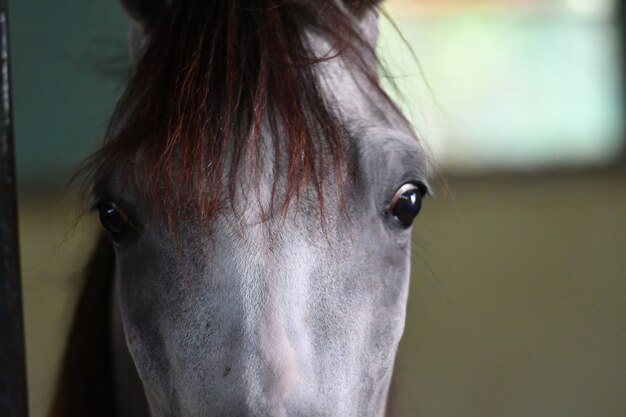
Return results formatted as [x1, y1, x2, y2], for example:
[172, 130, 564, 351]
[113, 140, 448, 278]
[388, 183, 427, 227]
[96, 201, 134, 240]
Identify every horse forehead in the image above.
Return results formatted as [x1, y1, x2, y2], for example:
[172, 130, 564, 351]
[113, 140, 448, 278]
[104, 9, 420, 222]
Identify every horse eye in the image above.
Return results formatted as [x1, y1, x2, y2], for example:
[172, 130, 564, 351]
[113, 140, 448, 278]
[388, 183, 427, 227]
[96, 201, 134, 240]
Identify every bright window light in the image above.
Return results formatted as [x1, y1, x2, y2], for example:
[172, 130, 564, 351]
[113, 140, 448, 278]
[379, 0, 624, 171]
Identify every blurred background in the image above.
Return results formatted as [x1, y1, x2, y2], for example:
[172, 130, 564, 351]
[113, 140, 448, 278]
[10, 0, 625, 416]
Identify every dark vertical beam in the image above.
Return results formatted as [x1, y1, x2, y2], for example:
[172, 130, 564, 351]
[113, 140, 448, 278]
[619, 0, 625, 64]
[0, 0, 28, 416]
[618, 1, 625, 92]
[616, 0, 626, 162]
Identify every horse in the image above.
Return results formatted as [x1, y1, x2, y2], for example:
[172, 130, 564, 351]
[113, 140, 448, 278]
[50, 1, 429, 416]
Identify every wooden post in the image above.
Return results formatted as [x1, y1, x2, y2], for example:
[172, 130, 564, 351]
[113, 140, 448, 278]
[0, 0, 29, 415]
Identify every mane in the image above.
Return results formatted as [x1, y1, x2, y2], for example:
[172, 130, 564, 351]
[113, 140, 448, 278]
[87, 0, 402, 227]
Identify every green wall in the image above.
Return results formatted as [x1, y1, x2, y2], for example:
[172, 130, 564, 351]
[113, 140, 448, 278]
[11, 1, 128, 187]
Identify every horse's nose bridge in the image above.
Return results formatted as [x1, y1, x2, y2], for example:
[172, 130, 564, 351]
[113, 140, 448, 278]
[236, 258, 311, 402]
[225, 223, 316, 404]
[261, 303, 299, 392]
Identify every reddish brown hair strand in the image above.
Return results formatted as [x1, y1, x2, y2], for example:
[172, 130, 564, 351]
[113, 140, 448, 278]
[87, 0, 399, 228]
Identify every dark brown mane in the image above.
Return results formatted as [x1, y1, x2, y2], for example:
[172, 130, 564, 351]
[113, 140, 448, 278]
[87, 0, 396, 226]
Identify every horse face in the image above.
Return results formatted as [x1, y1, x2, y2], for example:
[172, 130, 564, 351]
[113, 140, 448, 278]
[97, 1, 429, 416]
[100, 128, 427, 416]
